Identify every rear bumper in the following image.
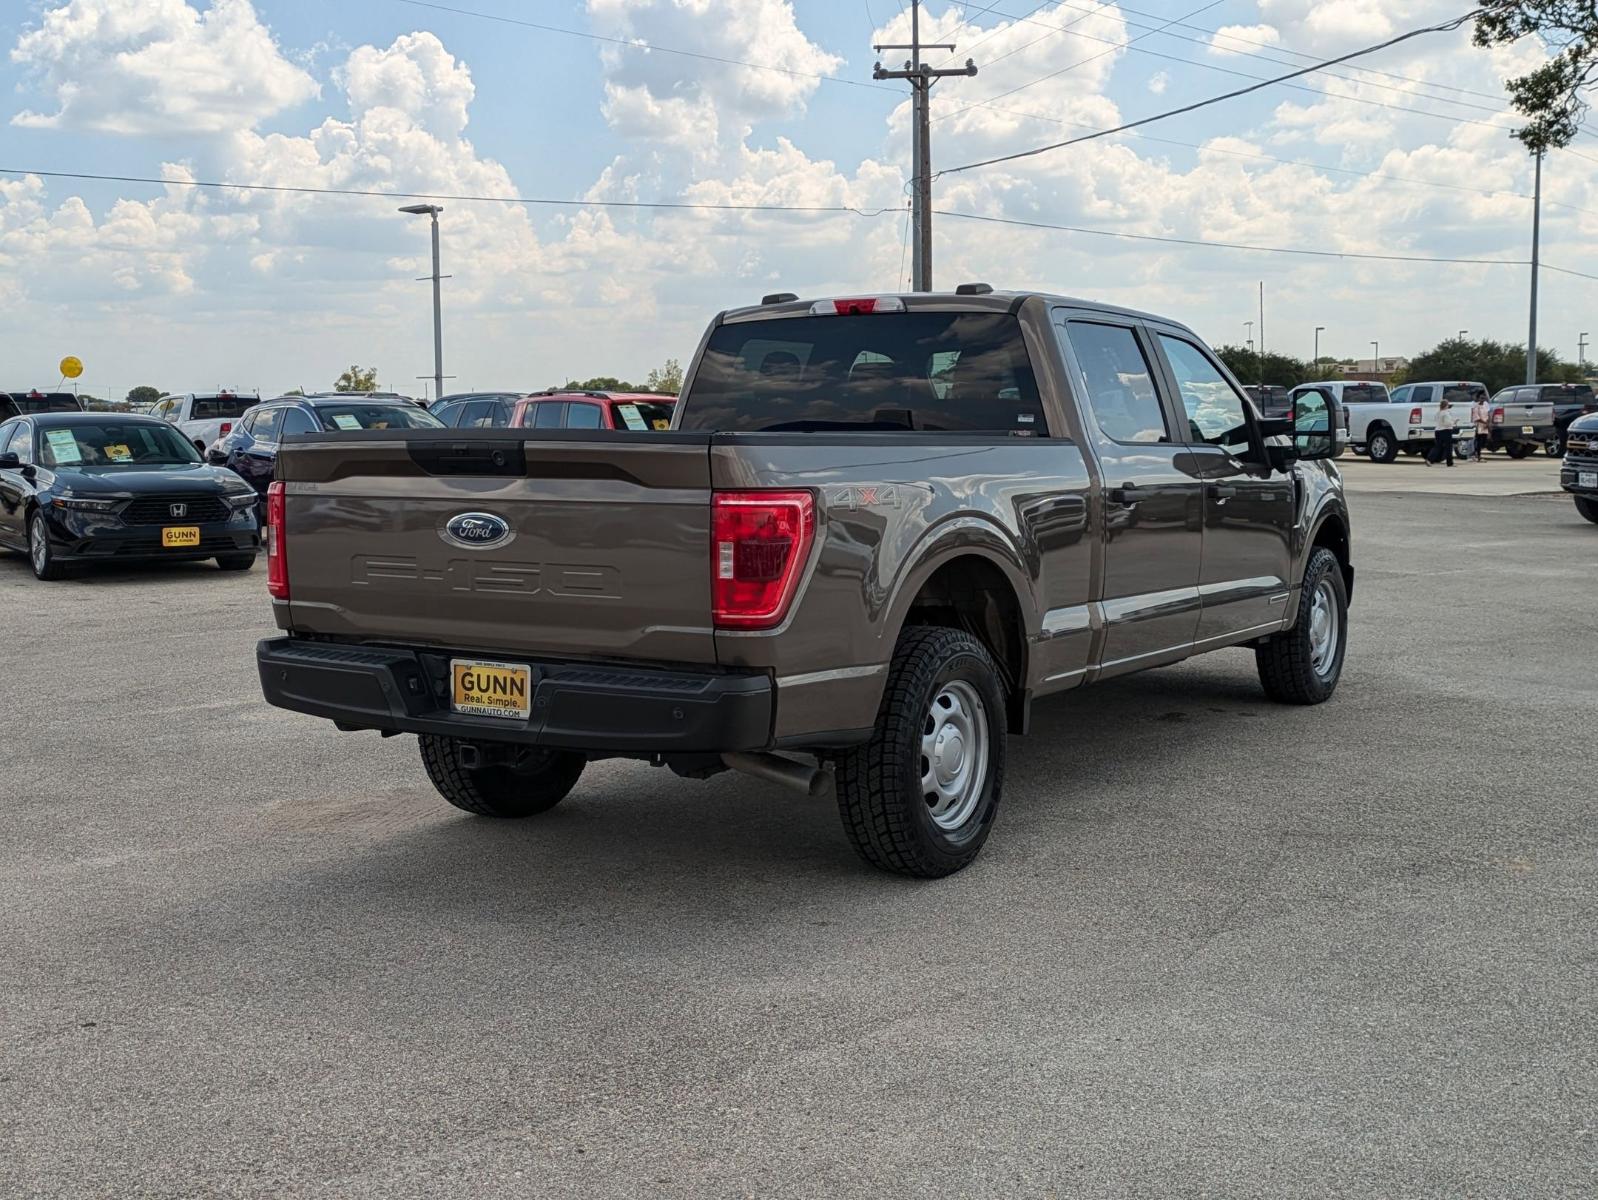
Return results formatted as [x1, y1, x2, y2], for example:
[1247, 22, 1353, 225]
[1489, 424, 1558, 446]
[257, 636, 774, 753]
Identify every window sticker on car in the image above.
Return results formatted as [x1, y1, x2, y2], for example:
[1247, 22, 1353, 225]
[330, 414, 361, 430]
[103, 443, 133, 462]
[651, 419, 671, 431]
[45, 429, 82, 463]
[616, 404, 648, 431]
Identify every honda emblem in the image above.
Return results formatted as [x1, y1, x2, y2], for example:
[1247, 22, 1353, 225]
[169, 503, 188, 519]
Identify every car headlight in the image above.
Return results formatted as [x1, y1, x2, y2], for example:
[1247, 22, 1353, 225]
[223, 490, 259, 508]
[51, 496, 120, 512]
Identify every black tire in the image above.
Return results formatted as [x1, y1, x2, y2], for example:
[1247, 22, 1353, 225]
[1256, 547, 1349, 706]
[27, 510, 66, 581]
[1402, 446, 1420, 457]
[1576, 496, 1598, 525]
[215, 553, 257, 571]
[1547, 438, 1565, 458]
[418, 735, 584, 818]
[1367, 428, 1398, 463]
[833, 626, 1007, 879]
[1505, 442, 1532, 460]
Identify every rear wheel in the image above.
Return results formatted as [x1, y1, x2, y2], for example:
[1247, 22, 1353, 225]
[1256, 548, 1348, 705]
[834, 626, 1007, 878]
[1402, 446, 1420, 457]
[28, 512, 66, 581]
[216, 553, 256, 571]
[1547, 438, 1566, 458]
[1576, 496, 1598, 525]
[1505, 442, 1532, 459]
[1367, 428, 1398, 463]
[419, 735, 585, 818]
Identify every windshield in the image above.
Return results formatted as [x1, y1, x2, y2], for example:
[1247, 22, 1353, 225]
[610, 400, 675, 431]
[190, 395, 256, 420]
[314, 404, 443, 431]
[36, 421, 201, 468]
[680, 312, 1047, 434]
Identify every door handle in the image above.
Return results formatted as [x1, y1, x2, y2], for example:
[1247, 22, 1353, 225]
[1108, 483, 1139, 506]
[1208, 484, 1239, 500]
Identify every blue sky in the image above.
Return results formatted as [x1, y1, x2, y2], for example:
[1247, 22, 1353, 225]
[1, 1, 1592, 399]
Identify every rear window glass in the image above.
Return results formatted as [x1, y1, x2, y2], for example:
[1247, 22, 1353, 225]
[680, 313, 1047, 434]
[1340, 384, 1389, 404]
[611, 401, 674, 431]
[1442, 386, 1486, 405]
[7, 393, 82, 414]
[189, 395, 256, 420]
[314, 404, 443, 431]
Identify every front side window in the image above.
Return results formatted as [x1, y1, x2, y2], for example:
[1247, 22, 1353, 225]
[1066, 321, 1167, 444]
[680, 312, 1047, 434]
[1158, 335, 1251, 455]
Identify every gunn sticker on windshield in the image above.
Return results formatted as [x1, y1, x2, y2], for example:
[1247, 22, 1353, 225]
[45, 429, 82, 464]
[104, 443, 133, 462]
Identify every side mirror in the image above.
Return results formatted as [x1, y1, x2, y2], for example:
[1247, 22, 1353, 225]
[206, 448, 228, 466]
[0, 452, 18, 470]
[1291, 392, 1342, 461]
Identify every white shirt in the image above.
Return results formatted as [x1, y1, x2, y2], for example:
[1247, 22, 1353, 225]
[1435, 408, 1458, 431]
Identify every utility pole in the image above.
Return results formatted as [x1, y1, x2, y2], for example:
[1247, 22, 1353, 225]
[1314, 326, 1326, 368]
[1371, 341, 1380, 378]
[1527, 149, 1543, 385]
[874, 1, 976, 291]
[1579, 331, 1590, 370]
[399, 203, 449, 402]
[1258, 281, 1266, 387]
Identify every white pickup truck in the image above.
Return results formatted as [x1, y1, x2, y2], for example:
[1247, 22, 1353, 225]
[149, 391, 262, 455]
[1296, 380, 1552, 463]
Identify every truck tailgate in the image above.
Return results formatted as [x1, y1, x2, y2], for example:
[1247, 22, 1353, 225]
[1498, 399, 1554, 429]
[276, 430, 717, 664]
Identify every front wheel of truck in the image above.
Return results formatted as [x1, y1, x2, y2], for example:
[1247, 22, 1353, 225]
[834, 627, 1007, 879]
[419, 735, 585, 818]
[1255, 547, 1348, 705]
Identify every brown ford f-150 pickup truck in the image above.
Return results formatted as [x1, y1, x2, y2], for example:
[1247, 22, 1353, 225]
[258, 289, 1351, 877]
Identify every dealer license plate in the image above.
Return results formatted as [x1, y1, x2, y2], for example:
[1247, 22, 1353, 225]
[1522, 425, 1535, 434]
[162, 526, 200, 548]
[1580, 471, 1598, 489]
[450, 659, 532, 720]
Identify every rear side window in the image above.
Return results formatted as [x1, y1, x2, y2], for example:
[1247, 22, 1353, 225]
[1068, 321, 1167, 444]
[680, 312, 1047, 434]
[252, 409, 284, 440]
[190, 395, 255, 420]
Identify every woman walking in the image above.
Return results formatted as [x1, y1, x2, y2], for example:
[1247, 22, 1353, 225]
[1471, 393, 1491, 461]
[1429, 398, 1459, 467]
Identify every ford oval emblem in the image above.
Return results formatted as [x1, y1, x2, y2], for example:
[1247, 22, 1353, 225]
[442, 511, 513, 550]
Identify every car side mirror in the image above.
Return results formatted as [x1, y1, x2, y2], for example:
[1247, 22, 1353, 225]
[206, 448, 228, 465]
[0, 452, 18, 470]
[1290, 393, 1342, 461]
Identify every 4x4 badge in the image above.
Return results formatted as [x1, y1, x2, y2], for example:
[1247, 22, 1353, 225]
[828, 485, 900, 511]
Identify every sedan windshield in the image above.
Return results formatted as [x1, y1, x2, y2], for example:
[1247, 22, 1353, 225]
[315, 404, 443, 431]
[37, 422, 201, 468]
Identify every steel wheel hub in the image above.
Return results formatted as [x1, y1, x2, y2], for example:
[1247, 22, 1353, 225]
[1309, 580, 1340, 678]
[30, 517, 46, 572]
[921, 680, 989, 832]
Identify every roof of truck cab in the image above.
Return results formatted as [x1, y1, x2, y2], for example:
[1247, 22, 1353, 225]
[721, 290, 1194, 332]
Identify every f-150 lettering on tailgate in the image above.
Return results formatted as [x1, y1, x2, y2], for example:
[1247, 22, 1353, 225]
[351, 555, 621, 599]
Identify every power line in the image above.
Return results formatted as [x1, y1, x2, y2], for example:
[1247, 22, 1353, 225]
[0, 168, 900, 217]
[938, 0, 1112, 72]
[940, 11, 1487, 176]
[933, 207, 1534, 266]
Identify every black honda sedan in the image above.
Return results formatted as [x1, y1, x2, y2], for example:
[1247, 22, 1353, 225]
[0, 413, 261, 580]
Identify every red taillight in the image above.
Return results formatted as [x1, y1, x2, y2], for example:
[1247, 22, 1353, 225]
[711, 491, 815, 630]
[1492, 407, 1505, 425]
[219, 422, 233, 436]
[1409, 407, 1422, 424]
[266, 481, 288, 600]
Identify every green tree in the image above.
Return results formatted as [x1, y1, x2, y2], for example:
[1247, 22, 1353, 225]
[126, 385, 162, 407]
[1214, 345, 1314, 388]
[1475, 3, 1598, 150]
[1405, 336, 1579, 394]
[335, 365, 378, 392]
[562, 376, 639, 392]
[645, 358, 684, 394]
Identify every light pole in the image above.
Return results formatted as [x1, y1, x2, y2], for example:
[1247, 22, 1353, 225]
[399, 203, 445, 403]
[1458, 330, 1468, 340]
[1371, 341, 1380, 378]
[1528, 148, 1543, 385]
[1244, 320, 1254, 356]
[1580, 332, 1590, 370]
[1314, 326, 1325, 368]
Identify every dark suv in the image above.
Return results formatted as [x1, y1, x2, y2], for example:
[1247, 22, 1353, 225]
[210, 394, 442, 499]
[1527, 383, 1598, 456]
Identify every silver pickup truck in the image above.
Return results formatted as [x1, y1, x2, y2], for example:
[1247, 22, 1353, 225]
[257, 290, 1353, 877]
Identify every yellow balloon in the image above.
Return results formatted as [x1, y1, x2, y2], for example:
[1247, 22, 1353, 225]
[59, 356, 84, 379]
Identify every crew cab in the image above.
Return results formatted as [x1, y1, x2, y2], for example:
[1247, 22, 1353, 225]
[0, 390, 83, 421]
[1521, 383, 1598, 456]
[257, 290, 1352, 878]
[1562, 414, 1598, 523]
[510, 391, 677, 432]
[150, 392, 261, 456]
[1483, 385, 1563, 458]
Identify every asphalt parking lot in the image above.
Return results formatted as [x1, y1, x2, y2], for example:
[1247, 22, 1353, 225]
[3, 462, 1594, 1198]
